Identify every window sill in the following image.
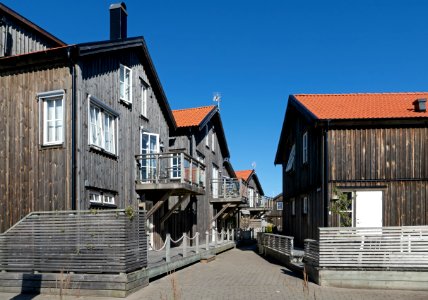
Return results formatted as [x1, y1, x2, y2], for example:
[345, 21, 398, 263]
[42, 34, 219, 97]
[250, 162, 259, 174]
[89, 202, 117, 209]
[140, 115, 149, 122]
[40, 143, 65, 150]
[89, 145, 118, 159]
[120, 99, 132, 107]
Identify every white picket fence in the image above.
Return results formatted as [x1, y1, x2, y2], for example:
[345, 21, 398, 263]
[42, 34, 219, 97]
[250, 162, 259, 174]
[304, 226, 428, 269]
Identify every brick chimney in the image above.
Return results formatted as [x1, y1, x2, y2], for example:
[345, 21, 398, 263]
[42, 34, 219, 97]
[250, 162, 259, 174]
[109, 2, 127, 40]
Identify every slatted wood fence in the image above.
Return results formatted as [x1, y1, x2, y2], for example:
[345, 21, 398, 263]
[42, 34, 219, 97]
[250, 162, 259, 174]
[258, 233, 294, 256]
[304, 226, 428, 269]
[0, 209, 147, 274]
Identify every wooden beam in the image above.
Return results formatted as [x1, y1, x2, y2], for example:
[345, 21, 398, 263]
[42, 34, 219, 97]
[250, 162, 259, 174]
[160, 194, 190, 224]
[211, 203, 232, 223]
[146, 191, 172, 219]
[222, 206, 238, 219]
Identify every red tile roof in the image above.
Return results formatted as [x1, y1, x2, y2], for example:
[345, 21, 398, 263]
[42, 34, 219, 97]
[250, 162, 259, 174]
[172, 105, 216, 128]
[235, 170, 253, 182]
[294, 93, 428, 120]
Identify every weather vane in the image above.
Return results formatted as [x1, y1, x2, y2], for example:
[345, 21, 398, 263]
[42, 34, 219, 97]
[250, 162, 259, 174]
[213, 92, 222, 110]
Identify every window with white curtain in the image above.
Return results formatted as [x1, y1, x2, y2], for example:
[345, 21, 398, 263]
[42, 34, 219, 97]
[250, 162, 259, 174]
[89, 99, 117, 154]
[120, 64, 132, 103]
[39, 91, 64, 146]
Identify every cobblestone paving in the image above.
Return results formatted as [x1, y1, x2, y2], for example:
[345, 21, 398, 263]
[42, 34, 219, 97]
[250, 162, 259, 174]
[134, 245, 428, 300]
[1, 245, 427, 300]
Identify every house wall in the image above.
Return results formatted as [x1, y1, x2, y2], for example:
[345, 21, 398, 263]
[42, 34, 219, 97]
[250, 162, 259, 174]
[0, 14, 59, 57]
[328, 127, 428, 227]
[171, 118, 227, 238]
[281, 105, 324, 246]
[0, 65, 72, 232]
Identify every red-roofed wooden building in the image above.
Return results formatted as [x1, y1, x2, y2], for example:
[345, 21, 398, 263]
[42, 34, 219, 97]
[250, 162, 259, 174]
[275, 93, 428, 246]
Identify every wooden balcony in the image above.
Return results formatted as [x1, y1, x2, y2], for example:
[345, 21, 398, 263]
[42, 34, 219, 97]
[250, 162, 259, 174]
[210, 178, 248, 204]
[135, 152, 206, 197]
[243, 196, 274, 212]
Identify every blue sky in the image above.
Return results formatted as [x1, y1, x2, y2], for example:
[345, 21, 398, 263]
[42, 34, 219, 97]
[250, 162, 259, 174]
[4, 0, 428, 197]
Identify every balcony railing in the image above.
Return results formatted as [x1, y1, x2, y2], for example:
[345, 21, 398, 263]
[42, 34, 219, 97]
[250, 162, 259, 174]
[247, 196, 273, 210]
[135, 152, 206, 189]
[211, 178, 247, 202]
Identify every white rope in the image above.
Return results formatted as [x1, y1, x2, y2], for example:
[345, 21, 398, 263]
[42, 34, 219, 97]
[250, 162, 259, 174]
[149, 240, 168, 252]
[186, 232, 199, 240]
[170, 235, 184, 244]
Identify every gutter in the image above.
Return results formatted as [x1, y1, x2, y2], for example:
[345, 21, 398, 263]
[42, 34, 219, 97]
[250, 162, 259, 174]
[68, 48, 77, 210]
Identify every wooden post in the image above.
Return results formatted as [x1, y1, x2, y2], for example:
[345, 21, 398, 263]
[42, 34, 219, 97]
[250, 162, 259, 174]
[206, 231, 209, 250]
[183, 232, 187, 258]
[215, 230, 218, 248]
[196, 232, 199, 254]
[221, 230, 224, 243]
[227, 228, 230, 241]
[232, 228, 235, 241]
[180, 153, 185, 183]
[166, 234, 171, 263]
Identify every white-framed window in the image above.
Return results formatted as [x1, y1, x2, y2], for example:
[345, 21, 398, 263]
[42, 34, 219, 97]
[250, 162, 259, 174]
[205, 125, 209, 148]
[89, 191, 102, 203]
[103, 194, 115, 204]
[302, 131, 308, 164]
[286, 144, 295, 172]
[212, 130, 216, 151]
[89, 97, 117, 154]
[89, 191, 115, 205]
[141, 80, 148, 117]
[120, 64, 132, 103]
[303, 196, 308, 214]
[38, 90, 65, 146]
[291, 198, 295, 216]
[277, 201, 283, 211]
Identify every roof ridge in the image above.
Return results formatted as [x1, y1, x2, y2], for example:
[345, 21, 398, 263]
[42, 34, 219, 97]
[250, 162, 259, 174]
[173, 105, 216, 112]
[295, 92, 428, 96]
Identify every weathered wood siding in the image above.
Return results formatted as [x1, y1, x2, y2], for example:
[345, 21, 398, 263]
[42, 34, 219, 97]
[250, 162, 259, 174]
[0, 65, 72, 233]
[0, 16, 58, 57]
[329, 127, 428, 227]
[76, 50, 170, 210]
[281, 105, 324, 246]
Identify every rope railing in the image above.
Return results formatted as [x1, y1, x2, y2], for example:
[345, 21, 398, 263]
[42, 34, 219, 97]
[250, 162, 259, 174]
[150, 229, 235, 263]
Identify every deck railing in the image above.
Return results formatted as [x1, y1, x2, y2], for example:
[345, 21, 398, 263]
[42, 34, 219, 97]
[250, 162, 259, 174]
[247, 196, 273, 209]
[258, 233, 294, 256]
[136, 152, 206, 188]
[0, 210, 147, 274]
[304, 226, 428, 269]
[211, 178, 247, 201]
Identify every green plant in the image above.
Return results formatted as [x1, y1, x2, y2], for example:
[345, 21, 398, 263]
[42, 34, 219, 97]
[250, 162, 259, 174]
[330, 187, 352, 227]
[125, 206, 135, 220]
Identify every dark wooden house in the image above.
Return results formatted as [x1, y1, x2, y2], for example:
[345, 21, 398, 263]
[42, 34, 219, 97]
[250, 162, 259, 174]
[235, 169, 271, 229]
[266, 193, 283, 231]
[275, 93, 428, 246]
[171, 105, 245, 239]
[0, 2, 205, 248]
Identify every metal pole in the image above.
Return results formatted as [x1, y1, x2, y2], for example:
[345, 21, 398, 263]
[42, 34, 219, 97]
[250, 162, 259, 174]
[166, 234, 171, 263]
[196, 232, 199, 254]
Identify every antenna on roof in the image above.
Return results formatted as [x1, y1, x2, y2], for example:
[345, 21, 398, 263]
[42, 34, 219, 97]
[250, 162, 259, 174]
[213, 92, 222, 111]
[251, 162, 256, 170]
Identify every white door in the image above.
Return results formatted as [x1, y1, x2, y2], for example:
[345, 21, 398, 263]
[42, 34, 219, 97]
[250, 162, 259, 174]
[141, 132, 159, 181]
[248, 188, 254, 208]
[355, 191, 383, 227]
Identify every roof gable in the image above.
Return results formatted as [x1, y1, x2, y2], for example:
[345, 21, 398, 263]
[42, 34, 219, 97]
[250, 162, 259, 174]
[236, 169, 264, 195]
[173, 105, 216, 128]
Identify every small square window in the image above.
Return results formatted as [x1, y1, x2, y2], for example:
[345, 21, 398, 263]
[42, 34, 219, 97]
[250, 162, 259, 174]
[89, 192, 102, 203]
[120, 64, 132, 103]
[286, 144, 295, 172]
[277, 202, 283, 211]
[103, 194, 115, 204]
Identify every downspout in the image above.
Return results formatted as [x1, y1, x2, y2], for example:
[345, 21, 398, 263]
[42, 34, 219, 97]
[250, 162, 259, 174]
[68, 48, 77, 210]
[323, 121, 330, 227]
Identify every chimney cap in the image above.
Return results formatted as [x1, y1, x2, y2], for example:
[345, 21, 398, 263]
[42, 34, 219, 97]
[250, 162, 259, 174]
[109, 2, 128, 15]
[414, 98, 427, 112]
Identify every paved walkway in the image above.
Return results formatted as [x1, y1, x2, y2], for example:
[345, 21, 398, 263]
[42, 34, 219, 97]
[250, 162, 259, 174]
[1, 244, 428, 300]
